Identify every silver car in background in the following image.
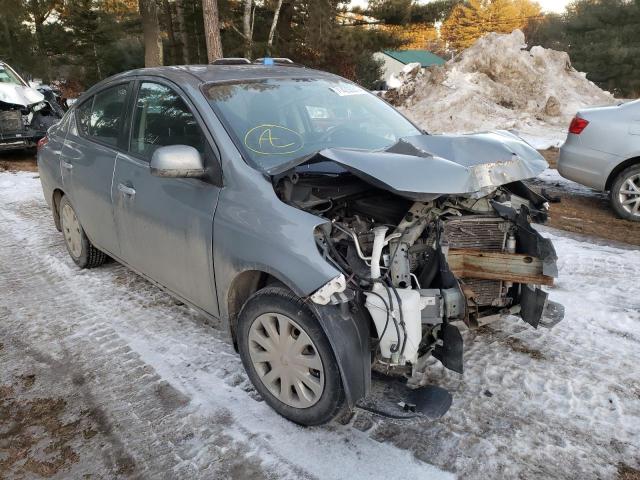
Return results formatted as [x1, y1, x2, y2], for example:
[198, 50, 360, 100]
[559, 99, 640, 221]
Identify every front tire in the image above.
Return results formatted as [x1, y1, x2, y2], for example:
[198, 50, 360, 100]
[611, 165, 640, 221]
[59, 196, 106, 268]
[237, 287, 346, 426]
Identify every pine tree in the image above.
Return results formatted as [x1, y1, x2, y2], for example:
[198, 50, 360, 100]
[441, 0, 542, 52]
[565, 0, 640, 96]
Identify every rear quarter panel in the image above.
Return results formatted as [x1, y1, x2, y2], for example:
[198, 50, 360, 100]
[37, 112, 69, 208]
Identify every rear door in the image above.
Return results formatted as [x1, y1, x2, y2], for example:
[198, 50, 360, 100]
[60, 82, 131, 256]
[112, 79, 222, 315]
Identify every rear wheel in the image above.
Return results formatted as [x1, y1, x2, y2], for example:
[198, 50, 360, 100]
[237, 287, 345, 425]
[611, 165, 640, 221]
[59, 196, 106, 268]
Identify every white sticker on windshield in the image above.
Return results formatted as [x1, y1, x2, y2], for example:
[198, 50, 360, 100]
[330, 86, 366, 96]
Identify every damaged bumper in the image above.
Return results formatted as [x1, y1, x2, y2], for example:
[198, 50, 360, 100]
[0, 127, 49, 150]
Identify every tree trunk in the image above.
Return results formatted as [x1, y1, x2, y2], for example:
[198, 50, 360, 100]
[267, 0, 284, 54]
[1, 18, 15, 57]
[33, 18, 52, 80]
[243, 0, 252, 58]
[193, 0, 203, 63]
[139, 0, 163, 67]
[175, 0, 189, 63]
[162, 0, 177, 64]
[202, 0, 223, 62]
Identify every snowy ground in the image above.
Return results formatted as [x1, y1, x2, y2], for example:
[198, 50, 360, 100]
[1, 172, 639, 479]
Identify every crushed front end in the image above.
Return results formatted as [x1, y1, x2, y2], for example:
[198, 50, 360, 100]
[275, 131, 564, 380]
[0, 63, 63, 151]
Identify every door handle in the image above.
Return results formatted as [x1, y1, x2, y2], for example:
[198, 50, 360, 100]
[118, 183, 136, 197]
[61, 160, 73, 170]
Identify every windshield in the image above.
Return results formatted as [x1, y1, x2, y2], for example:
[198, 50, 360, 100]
[205, 77, 421, 171]
[0, 64, 25, 85]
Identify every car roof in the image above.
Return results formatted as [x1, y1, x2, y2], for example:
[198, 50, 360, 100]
[100, 64, 337, 89]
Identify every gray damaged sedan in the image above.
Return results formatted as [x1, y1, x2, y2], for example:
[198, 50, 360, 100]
[38, 61, 564, 425]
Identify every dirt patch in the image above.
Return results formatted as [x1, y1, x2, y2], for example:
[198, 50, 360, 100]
[503, 337, 545, 360]
[476, 326, 545, 360]
[619, 464, 640, 480]
[0, 385, 82, 477]
[0, 151, 38, 172]
[548, 194, 640, 247]
[539, 147, 559, 168]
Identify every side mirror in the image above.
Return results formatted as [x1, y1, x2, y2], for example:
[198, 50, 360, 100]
[150, 145, 207, 178]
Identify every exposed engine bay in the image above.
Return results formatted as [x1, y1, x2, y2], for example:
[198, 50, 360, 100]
[0, 62, 64, 151]
[274, 133, 564, 377]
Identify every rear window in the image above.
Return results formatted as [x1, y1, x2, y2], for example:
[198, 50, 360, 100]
[76, 84, 128, 146]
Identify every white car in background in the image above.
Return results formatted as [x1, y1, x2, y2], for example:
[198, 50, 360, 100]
[559, 100, 640, 221]
[0, 61, 63, 151]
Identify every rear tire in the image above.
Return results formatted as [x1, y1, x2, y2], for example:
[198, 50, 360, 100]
[611, 164, 640, 222]
[237, 287, 346, 426]
[59, 196, 106, 268]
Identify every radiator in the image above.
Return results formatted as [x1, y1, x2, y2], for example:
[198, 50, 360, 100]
[444, 216, 508, 306]
[0, 110, 23, 133]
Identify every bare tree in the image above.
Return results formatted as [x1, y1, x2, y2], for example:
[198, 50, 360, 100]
[202, 0, 223, 62]
[25, 0, 59, 78]
[242, 0, 252, 58]
[267, 0, 284, 54]
[175, 0, 189, 63]
[139, 0, 163, 67]
[162, 0, 177, 64]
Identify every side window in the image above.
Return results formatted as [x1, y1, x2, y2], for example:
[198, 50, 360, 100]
[76, 98, 92, 137]
[89, 85, 128, 146]
[74, 85, 127, 145]
[130, 82, 206, 160]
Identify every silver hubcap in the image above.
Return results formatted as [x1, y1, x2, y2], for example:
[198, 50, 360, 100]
[61, 204, 82, 258]
[248, 313, 324, 408]
[619, 173, 640, 217]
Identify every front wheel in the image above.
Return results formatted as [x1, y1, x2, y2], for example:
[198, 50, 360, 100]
[237, 287, 346, 426]
[611, 165, 640, 221]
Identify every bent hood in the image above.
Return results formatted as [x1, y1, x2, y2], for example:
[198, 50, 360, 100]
[0, 83, 45, 107]
[270, 131, 548, 200]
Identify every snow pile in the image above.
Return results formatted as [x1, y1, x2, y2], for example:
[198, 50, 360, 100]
[387, 62, 422, 90]
[387, 30, 615, 148]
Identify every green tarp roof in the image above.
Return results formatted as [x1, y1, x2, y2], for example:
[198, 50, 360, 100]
[382, 50, 446, 67]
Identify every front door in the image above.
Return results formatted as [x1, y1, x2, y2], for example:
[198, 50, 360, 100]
[112, 81, 221, 315]
[60, 82, 130, 256]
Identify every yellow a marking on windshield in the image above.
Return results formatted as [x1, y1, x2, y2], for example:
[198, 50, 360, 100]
[258, 128, 295, 149]
[244, 124, 304, 155]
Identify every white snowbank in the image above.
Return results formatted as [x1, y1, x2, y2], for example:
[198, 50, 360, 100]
[388, 30, 616, 149]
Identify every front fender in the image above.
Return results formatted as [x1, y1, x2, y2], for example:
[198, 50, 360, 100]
[308, 300, 371, 407]
[213, 171, 341, 320]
